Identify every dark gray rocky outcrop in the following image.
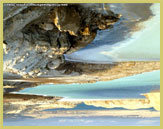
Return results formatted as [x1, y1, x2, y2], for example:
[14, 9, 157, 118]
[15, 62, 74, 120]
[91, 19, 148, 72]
[3, 4, 120, 78]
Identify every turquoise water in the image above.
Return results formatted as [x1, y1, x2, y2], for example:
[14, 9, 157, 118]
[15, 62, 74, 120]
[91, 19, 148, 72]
[65, 3, 160, 62]
[16, 70, 160, 99]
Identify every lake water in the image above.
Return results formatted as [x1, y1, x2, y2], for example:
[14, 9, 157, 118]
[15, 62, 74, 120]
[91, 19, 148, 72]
[4, 3, 160, 126]
[65, 3, 160, 63]
[15, 70, 160, 99]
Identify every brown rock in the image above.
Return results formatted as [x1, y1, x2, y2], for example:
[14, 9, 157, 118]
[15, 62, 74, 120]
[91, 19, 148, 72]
[53, 6, 81, 36]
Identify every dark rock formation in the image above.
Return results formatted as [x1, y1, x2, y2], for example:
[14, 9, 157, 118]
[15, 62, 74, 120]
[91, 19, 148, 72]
[3, 4, 120, 79]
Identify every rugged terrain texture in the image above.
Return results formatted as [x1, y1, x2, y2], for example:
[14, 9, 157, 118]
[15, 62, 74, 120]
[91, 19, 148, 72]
[3, 4, 160, 94]
[4, 61, 160, 93]
[3, 4, 120, 79]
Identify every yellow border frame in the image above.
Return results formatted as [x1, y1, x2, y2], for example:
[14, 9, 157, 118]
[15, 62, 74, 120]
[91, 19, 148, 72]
[0, 0, 161, 128]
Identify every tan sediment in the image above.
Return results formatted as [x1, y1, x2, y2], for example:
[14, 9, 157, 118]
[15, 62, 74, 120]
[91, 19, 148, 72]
[4, 91, 160, 118]
[3, 61, 160, 93]
[4, 61, 160, 84]
[143, 92, 160, 111]
[24, 110, 160, 119]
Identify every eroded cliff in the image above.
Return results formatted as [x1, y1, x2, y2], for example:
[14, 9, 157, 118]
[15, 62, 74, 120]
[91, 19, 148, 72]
[3, 4, 120, 79]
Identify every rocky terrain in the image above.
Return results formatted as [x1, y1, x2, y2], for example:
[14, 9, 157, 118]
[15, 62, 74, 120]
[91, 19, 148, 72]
[3, 4, 160, 125]
[3, 4, 160, 93]
[4, 61, 160, 93]
[3, 4, 120, 79]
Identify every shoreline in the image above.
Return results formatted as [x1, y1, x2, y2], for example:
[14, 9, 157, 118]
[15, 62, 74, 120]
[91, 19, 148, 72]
[3, 61, 160, 94]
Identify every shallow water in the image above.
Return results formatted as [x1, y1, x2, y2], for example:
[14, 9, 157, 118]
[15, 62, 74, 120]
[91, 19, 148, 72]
[15, 70, 160, 99]
[65, 3, 160, 63]
[4, 3, 160, 126]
